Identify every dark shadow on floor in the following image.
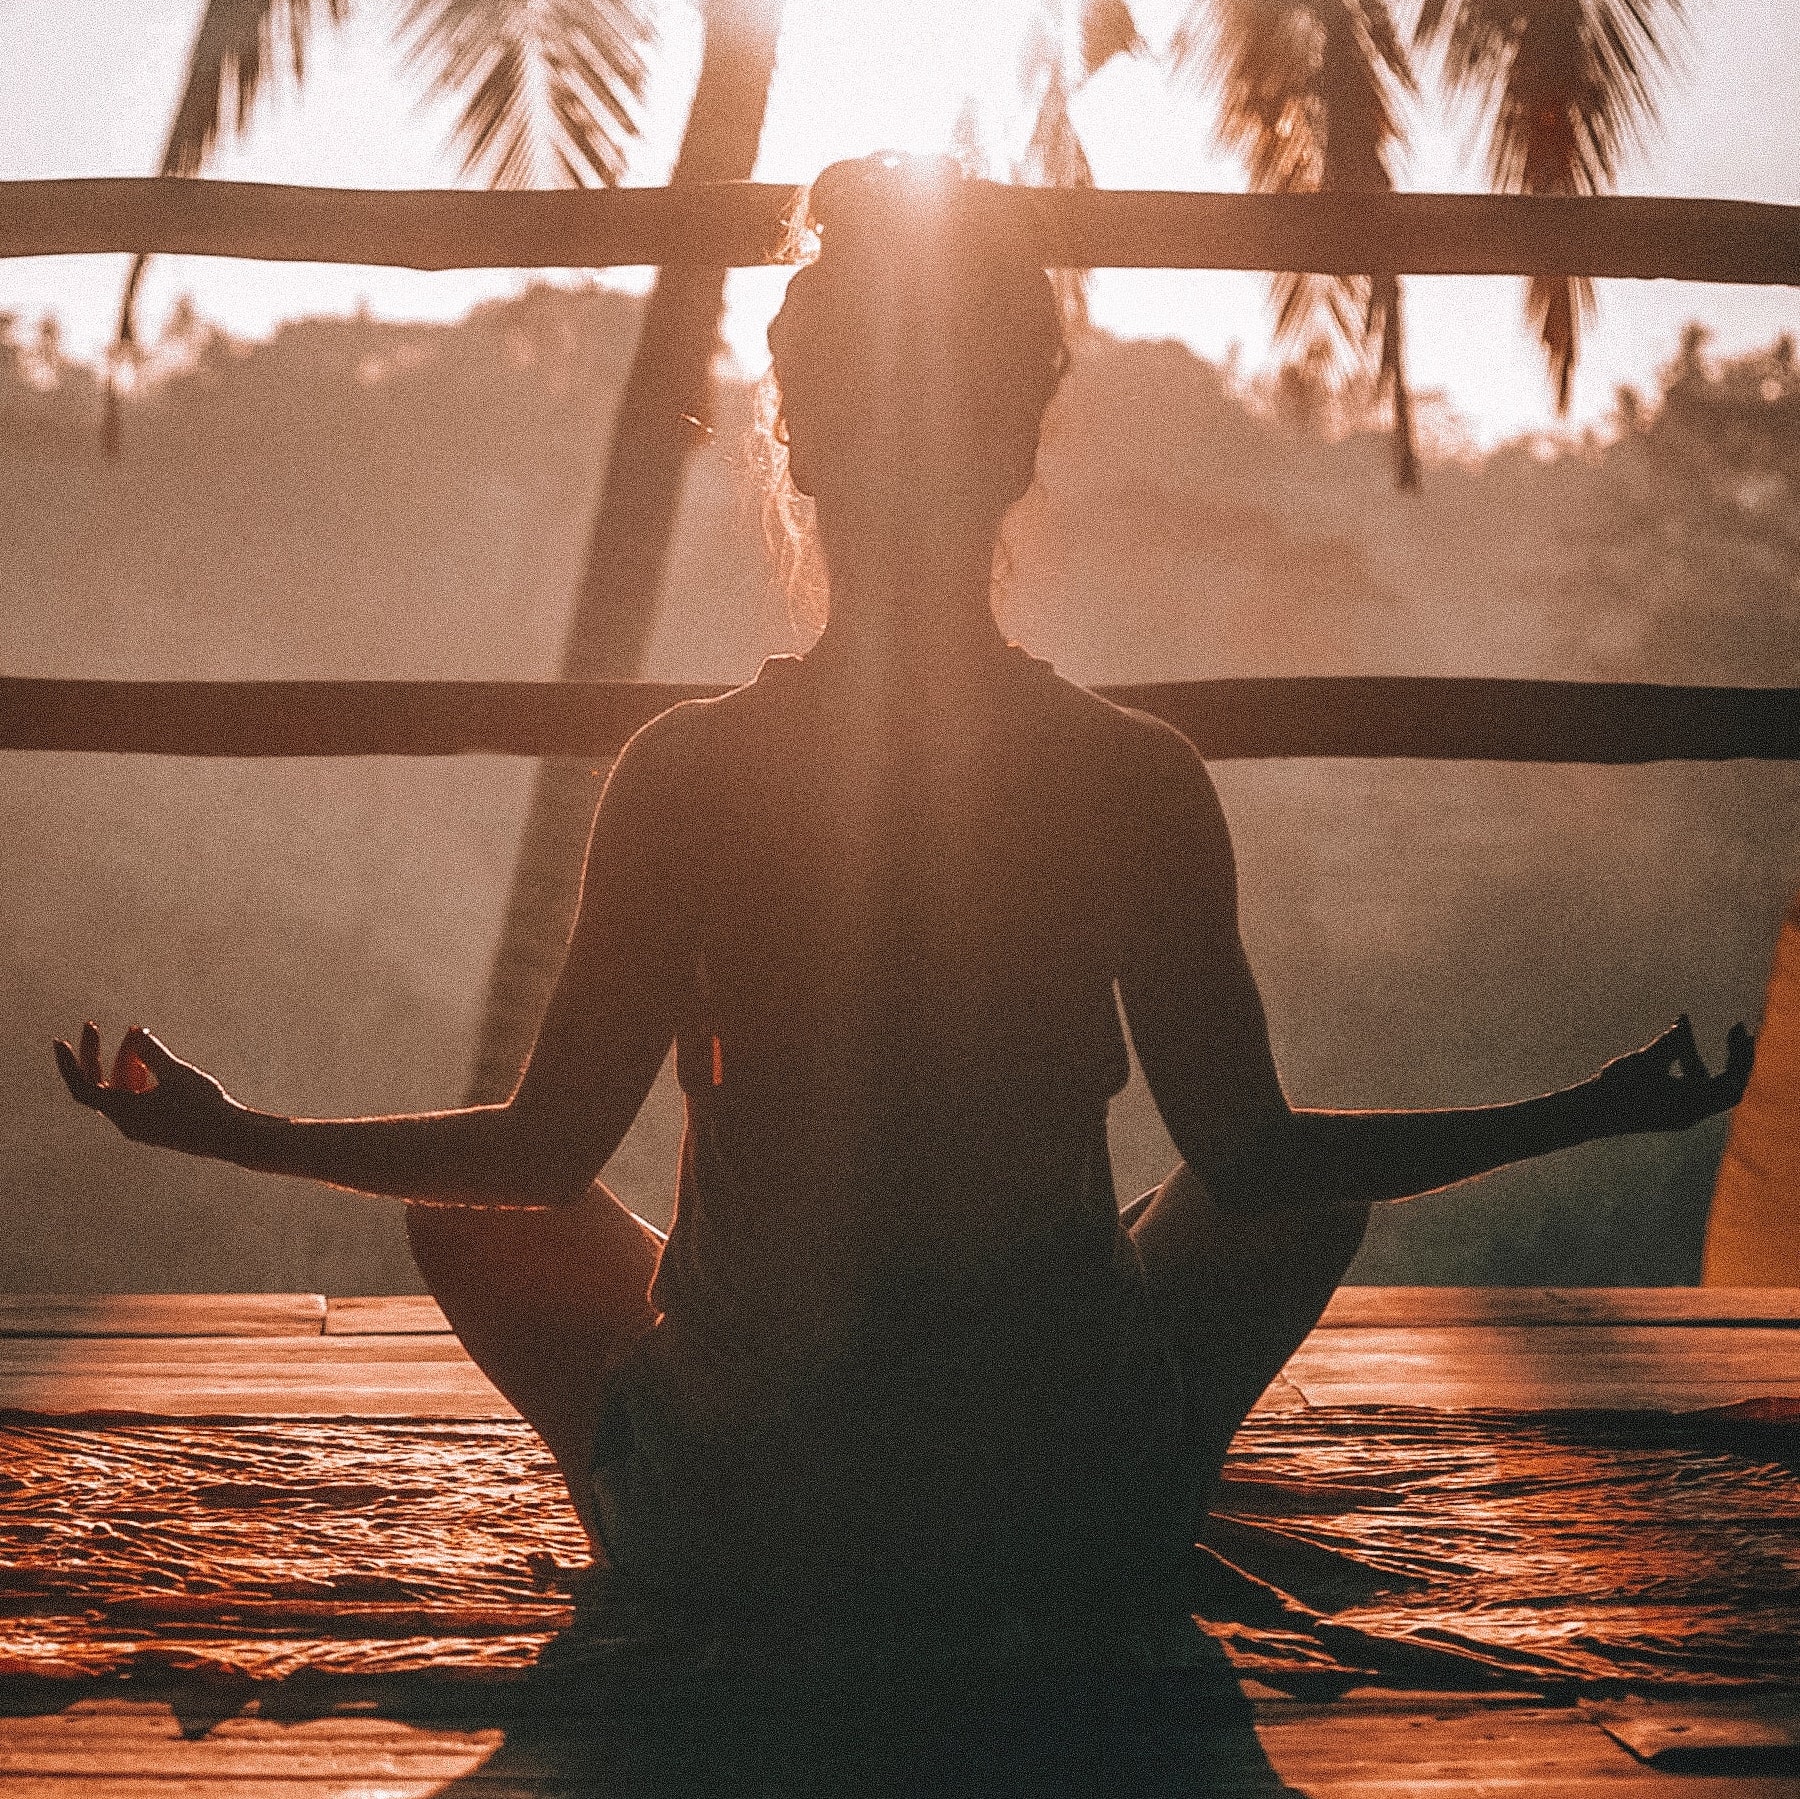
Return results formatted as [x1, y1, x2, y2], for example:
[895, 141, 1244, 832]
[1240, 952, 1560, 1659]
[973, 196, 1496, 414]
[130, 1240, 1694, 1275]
[0, 1646, 1300, 1799]
[418, 1651, 1303, 1799]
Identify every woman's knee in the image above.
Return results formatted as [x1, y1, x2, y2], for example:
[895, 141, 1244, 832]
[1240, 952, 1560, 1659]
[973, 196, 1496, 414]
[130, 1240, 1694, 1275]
[406, 1180, 661, 1316]
[1130, 1162, 1369, 1362]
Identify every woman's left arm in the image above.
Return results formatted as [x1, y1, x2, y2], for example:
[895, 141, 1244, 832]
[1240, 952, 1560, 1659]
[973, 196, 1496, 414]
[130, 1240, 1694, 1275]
[1121, 727, 1756, 1214]
[1269, 1014, 1755, 1210]
[54, 718, 690, 1208]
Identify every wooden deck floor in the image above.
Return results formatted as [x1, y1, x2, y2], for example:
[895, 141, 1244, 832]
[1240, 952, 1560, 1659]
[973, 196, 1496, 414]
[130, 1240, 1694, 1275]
[1, 1288, 1796, 1795]
[3, 1286, 1797, 1419]
[0, 1690, 1795, 1797]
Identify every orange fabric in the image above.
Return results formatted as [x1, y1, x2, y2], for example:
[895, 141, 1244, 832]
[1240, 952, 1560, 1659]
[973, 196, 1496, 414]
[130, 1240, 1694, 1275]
[1705, 887, 1800, 1285]
[5, 1411, 1799, 1686]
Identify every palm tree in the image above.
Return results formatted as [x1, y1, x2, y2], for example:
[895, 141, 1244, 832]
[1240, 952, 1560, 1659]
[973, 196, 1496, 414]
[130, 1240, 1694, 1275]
[1168, 0, 1685, 483]
[1176, 0, 1421, 486]
[1413, 0, 1686, 412]
[106, 0, 652, 446]
[113, 0, 784, 1105]
[466, 0, 781, 1103]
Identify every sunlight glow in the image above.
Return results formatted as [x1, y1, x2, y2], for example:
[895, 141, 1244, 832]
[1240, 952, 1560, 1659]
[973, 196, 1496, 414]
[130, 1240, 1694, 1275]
[759, 0, 1044, 171]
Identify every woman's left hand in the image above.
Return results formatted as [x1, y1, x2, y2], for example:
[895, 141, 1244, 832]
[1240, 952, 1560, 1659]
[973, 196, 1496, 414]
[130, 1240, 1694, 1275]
[1592, 1015, 1756, 1136]
[54, 1023, 240, 1158]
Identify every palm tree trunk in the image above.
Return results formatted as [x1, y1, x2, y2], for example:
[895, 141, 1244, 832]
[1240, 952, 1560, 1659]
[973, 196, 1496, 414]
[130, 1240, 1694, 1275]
[464, 0, 784, 1105]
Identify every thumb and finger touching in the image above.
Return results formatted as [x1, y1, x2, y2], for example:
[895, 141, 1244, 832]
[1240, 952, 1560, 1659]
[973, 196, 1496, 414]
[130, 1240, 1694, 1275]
[1671, 1013, 1709, 1085]
[53, 1022, 169, 1108]
[110, 1029, 159, 1095]
[1608, 1014, 1756, 1130]
[1664, 1014, 1757, 1120]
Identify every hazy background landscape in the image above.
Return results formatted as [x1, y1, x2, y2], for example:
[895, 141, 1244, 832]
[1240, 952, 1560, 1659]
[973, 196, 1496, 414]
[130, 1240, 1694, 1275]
[3, 285, 1796, 1292]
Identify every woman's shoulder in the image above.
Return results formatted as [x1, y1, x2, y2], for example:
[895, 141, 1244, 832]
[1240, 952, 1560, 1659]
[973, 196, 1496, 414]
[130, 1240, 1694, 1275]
[613, 661, 793, 769]
[1017, 654, 1207, 782]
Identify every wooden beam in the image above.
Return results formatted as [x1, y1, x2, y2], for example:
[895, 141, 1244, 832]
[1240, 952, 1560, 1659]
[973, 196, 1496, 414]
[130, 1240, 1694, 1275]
[0, 677, 717, 760]
[1320, 1287, 1800, 1328]
[5, 179, 1799, 283]
[2, 675, 1796, 763]
[0, 1294, 325, 1338]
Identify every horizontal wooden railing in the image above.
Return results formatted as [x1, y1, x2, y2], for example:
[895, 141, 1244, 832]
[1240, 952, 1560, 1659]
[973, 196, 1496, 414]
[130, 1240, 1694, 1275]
[4, 180, 1798, 282]
[2, 676, 1794, 762]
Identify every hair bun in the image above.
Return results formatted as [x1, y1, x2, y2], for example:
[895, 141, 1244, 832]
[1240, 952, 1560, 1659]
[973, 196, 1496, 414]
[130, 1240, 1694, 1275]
[807, 153, 971, 262]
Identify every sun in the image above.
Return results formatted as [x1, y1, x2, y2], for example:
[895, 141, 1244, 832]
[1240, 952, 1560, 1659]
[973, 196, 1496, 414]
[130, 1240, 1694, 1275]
[714, 0, 1057, 377]
[757, 0, 1047, 175]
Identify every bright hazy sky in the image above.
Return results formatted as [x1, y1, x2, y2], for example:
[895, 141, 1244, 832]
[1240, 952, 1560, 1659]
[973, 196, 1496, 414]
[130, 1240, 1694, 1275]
[3, 0, 1797, 446]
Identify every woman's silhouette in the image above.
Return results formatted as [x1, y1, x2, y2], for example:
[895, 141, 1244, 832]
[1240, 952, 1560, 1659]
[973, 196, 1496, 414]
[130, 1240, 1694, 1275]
[58, 155, 1752, 1650]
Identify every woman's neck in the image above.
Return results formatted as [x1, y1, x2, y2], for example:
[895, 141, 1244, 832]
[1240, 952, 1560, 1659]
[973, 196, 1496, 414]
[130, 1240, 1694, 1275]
[808, 518, 1009, 683]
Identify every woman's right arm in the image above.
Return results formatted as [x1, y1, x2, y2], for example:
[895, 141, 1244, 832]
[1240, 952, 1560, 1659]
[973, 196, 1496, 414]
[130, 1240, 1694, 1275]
[55, 716, 691, 1209]
[56, 1020, 602, 1207]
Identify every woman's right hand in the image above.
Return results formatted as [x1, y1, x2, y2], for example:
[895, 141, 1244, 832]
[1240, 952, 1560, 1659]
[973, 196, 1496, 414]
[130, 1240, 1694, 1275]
[53, 1023, 240, 1158]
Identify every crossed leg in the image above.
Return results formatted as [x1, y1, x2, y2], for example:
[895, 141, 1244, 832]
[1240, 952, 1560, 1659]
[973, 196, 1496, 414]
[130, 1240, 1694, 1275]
[404, 1182, 663, 1553]
[406, 1163, 1362, 1569]
[1127, 1163, 1370, 1515]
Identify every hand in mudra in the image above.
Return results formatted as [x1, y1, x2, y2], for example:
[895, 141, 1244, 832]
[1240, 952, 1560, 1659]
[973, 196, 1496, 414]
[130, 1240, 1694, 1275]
[54, 1023, 238, 1157]
[1594, 1015, 1755, 1135]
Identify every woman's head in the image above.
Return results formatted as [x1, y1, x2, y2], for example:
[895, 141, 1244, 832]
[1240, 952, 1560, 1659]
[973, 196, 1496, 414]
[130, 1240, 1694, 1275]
[762, 155, 1068, 616]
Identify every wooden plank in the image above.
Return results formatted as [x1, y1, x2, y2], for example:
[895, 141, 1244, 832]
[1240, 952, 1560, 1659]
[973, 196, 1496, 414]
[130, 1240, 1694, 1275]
[3, 1318, 1796, 1418]
[0, 676, 721, 760]
[325, 1296, 450, 1336]
[3, 676, 1797, 764]
[0, 1295, 324, 1338]
[1321, 1288, 1800, 1329]
[1254, 1701, 1785, 1792]
[0, 1333, 514, 1418]
[1249, 1704, 1800, 1795]
[1603, 1711, 1800, 1769]
[0, 1707, 504, 1781]
[0, 1335, 479, 1367]
[5, 1290, 1790, 1343]
[5, 180, 1800, 284]
[1, 1700, 1796, 1796]
[1285, 1323, 1800, 1410]
[1, 1776, 1780, 1797]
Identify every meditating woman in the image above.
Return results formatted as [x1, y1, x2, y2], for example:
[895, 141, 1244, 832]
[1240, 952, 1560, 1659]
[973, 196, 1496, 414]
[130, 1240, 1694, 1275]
[58, 155, 1753, 1654]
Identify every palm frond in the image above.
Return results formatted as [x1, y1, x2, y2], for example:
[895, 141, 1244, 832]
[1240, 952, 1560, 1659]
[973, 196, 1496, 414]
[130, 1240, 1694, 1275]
[1081, 0, 1145, 76]
[1021, 53, 1095, 190]
[397, 0, 656, 189]
[109, 0, 350, 454]
[1017, 2, 1144, 332]
[1173, 0, 1421, 485]
[1415, 0, 1686, 408]
[1175, 0, 1413, 196]
[159, 0, 350, 178]
[1019, 0, 1143, 186]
